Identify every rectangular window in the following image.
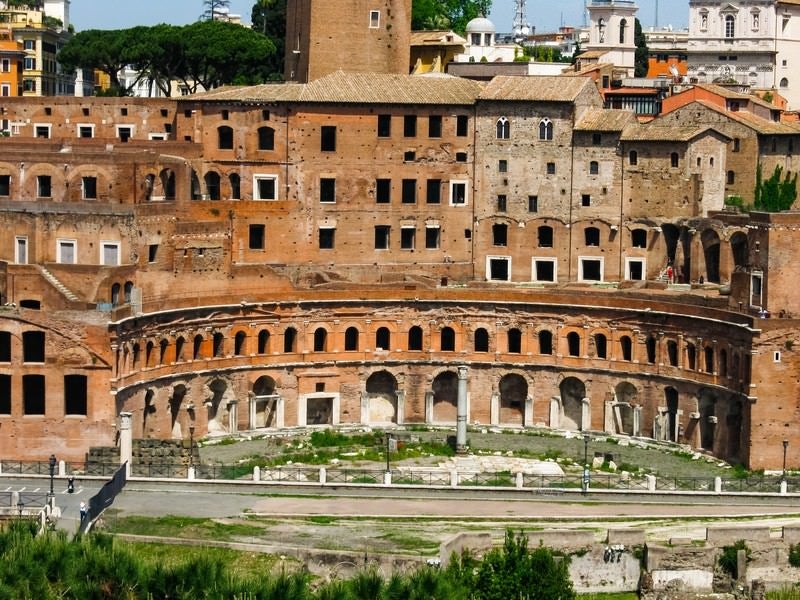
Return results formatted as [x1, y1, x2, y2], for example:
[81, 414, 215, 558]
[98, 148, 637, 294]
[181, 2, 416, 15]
[81, 176, 97, 199]
[625, 258, 645, 281]
[486, 256, 511, 281]
[498, 159, 508, 173]
[77, 124, 94, 138]
[101, 242, 120, 266]
[403, 115, 417, 137]
[425, 225, 440, 249]
[0, 59, 8, 72]
[15, 236, 27, 264]
[456, 115, 469, 136]
[375, 226, 390, 250]
[546, 162, 556, 175]
[497, 195, 507, 212]
[321, 125, 336, 151]
[24, 57, 36, 70]
[24, 40, 35, 51]
[750, 271, 763, 307]
[528, 195, 538, 213]
[0, 375, 9, 415]
[34, 124, 50, 138]
[0, 174, 9, 196]
[320, 178, 336, 203]
[23, 79, 35, 93]
[402, 179, 416, 204]
[400, 227, 415, 250]
[376, 178, 391, 203]
[582, 194, 591, 207]
[428, 115, 442, 138]
[23, 374, 45, 416]
[1, 84, 8, 97]
[532, 258, 557, 282]
[425, 179, 441, 204]
[369, 10, 380, 28]
[117, 126, 133, 142]
[253, 175, 278, 200]
[64, 375, 87, 416]
[57, 239, 76, 264]
[319, 227, 335, 249]
[377, 114, 391, 137]
[579, 257, 604, 282]
[450, 181, 467, 205]
[148, 244, 158, 262]
[249, 224, 265, 250]
[37, 175, 51, 198]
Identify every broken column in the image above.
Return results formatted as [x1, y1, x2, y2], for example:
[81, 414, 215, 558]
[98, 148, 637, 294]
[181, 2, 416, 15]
[457, 365, 468, 455]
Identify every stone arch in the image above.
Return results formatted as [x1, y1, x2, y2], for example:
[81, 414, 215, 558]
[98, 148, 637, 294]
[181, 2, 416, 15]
[432, 370, 458, 423]
[204, 170, 221, 200]
[408, 325, 423, 351]
[665, 387, 679, 442]
[376, 326, 391, 351]
[701, 229, 721, 283]
[257, 329, 270, 354]
[234, 331, 247, 355]
[613, 382, 638, 435]
[206, 378, 232, 435]
[559, 376, 585, 431]
[474, 327, 490, 352]
[252, 375, 278, 428]
[499, 373, 527, 425]
[142, 388, 156, 438]
[440, 326, 455, 351]
[698, 388, 718, 451]
[730, 231, 748, 270]
[313, 327, 328, 352]
[366, 370, 398, 424]
[344, 326, 359, 351]
[111, 282, 121, 306]
[507, 327, 522, 353]
[158, 338, 169, 365]
[169, 383, 188, 439]
[566, 331, 581, 357]
[159, 168, 176, 200]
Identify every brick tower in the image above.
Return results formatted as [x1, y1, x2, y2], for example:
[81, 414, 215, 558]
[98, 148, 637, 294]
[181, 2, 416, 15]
[284, 0, 412, 82]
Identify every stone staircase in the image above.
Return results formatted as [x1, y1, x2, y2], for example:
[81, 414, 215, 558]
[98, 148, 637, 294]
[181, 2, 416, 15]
[38, 266, 80, 303]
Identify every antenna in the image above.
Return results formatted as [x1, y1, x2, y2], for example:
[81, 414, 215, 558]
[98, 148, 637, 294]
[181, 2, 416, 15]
[512, 0, 530, 42]
[584, 0, 589, 28]
[655, 0, 659, 28]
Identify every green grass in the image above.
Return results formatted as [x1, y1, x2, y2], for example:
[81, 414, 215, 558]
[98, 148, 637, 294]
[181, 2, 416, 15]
[578, 594, 638, 600]
[767, 587, 800, 600]
[377, 532, 440, 553]
[106, 515, 265, 541]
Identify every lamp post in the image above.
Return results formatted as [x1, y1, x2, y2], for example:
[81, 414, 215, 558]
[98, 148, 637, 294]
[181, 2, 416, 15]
[582, 434, 590, 496]
[783, 438, 789, 482]
[188, 425, 195, 469]
[48, 454, 56, 503]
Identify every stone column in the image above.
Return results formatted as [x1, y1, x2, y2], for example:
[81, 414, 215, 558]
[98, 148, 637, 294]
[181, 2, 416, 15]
[276, 395, 285, 428]
[581, 397, 591, 431]
[604, 400, 614, 433]
[490, 391, 499, 425]
[633, 405, 642, 437]
[248, 393, 256, 430]
[550, 397, 560, 428]
[396, 390, 406, 425]
[524, 395, 534, 428]
[228, 400, 238, 433]
[119, 412, 133, 476]
[360, 391, 370, 425]
[456, 366, 468, 454]
[425, 390, 434, 424]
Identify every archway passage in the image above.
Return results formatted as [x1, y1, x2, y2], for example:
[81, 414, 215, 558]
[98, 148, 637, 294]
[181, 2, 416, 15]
[665, 387, 679, 442]
[560, 377, 585, 431]
[207, 379, 230, 435]
[698, 388, 717, 451]
[730, 232, 748, 270]
[499, 374, 527, 425]
[366, 370, 398, 424]
[169, 384, 187, 439]
[614, 382, 638, 435]
[701, 229, 721, 283]
[726, 398, 743, 462]
[252, 376, 278, 428]
[432, 371, 458, 423]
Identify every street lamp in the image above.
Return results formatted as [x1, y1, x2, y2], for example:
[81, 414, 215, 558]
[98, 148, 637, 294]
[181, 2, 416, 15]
[783, 438, 789, 482]
[188, 425, 195, 469]
[48, 454, 56, 501]
[582, 434, 590, 496]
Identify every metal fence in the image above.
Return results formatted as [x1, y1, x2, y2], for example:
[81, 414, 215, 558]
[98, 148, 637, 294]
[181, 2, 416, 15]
[5, 459, 800, 496]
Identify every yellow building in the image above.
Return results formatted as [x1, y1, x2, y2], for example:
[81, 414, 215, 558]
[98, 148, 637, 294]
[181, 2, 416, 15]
[410, 30, 466, 74]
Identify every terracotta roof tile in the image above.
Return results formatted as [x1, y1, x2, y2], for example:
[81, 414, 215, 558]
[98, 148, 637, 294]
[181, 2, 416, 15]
[478, 75, 595, 102]
[575, 108, 637, 131]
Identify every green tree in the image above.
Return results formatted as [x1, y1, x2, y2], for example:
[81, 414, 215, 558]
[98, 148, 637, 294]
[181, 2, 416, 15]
[202, 0, 231, 20]
[412, 0, 492, 34]
[57, 29, 139, 95]
[470, 530, 576, 600]
[754, 163, 798, 212]
[634, 18, 648, 77]
[251, 0, 286, 80]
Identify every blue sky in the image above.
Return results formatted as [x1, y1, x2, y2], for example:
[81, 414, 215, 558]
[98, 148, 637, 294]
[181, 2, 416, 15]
[69, 0, 689, 32]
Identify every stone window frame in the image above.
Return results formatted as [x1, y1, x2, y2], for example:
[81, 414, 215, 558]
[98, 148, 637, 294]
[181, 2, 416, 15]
[116, 124, 135, 141]
[486, 255, 512, 282]
[400, 225, 416, 250]
[56, 238, 77, 265]
[76, 123, 95, 139]
[15, 236, 27, 265]
[624, 257, 646, 281]
[496, 117, 510, 140]
[749, 270, 763, 308]
[33, 123, 51, 139]
[578, 255, 604, 282]
[449, 180, 468, 206]
[531, 257, 557, 283]
[369, 10, 380, 28]
[252, 174, 279, 201]
[100, 241, 121, 266]
[538, 117, 553, 141]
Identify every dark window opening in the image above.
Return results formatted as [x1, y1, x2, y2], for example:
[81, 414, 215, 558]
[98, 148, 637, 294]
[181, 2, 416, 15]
[539, 330, 553, 354]
[585, 227, 600, 246]
[488, 258, 509, 280]
[538, 226, 553, 247]
[507, 328, 521, 353]
[345, 327, 359, 351]
[218, 126, 233, 150]
[148, 244, 159, 262]
[493, 223, 508, 246]
[400, 228, 415, 250]
[456, 115, 469, 136]
[193, 335, 203, 359]
[64, 374, 87, 415]
[213, 332, 224, 357]
[535, 260, 555, 281]
[631, 229, 647, 248]
[0, 175, 9, 196]
[497, 195, 507, 212]
[314, 328, 327, 352]
[234, 332, 246, 355]
[546, 162, 556, 175]
[376, 327, 391, 350]
[258, 330, 270, 354]
[498, 160, 508, 172]
[620, 336, 632, 361]
[402, 179, 416, 204]
[408, 326, 423, 351]
[428, 115, 442, 138]
[23, 374, 45, 415]
[258, 127, 275, 150]
[249, 224, 265, 250]
[528, 196, 538, 213]
[404, 115, 417, 137]
[582, 194, 591, 207]
[404, 150, 416, 162]
[581, 259, 602, 281]
[319, 228, 335, 249]
[284, 328, 297, 353]
[37, 175, 51, 198]
[594, 334, 607, 358]
[426, 179, 441, 204]
[589, 161, 599, 175]
[0, 374, 9, 414]
[19, 299, 40, 310]
[377, 114, 391, 137]
[474, 328, 489, 352]
[425, 227, 440, 249]
[567, 332, 580, 357]
[321, 125, 336, 151]
[441, 327, 455, 351]
[0, 331, 9, 361]
[375, 226, 391, 249]
[22, 331, 45, 363]
[455, 152, 468, 162]
[667, 340, 678, 366]
[320, 178, 336, 203]
[646, 336, 657, 364]
[376, 178, 391, 203]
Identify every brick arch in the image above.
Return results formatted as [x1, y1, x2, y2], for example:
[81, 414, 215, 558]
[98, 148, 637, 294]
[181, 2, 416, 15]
[65, 165, 115, 202]
[21, 163, 64, 201]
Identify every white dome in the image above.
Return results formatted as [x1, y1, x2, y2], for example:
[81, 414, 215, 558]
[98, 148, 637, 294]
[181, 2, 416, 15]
[466, 16, 496, 34]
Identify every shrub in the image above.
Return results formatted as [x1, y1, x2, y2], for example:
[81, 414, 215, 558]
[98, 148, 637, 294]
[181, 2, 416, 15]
[789, 543, 800, 568]
[719, 539, 750, 578]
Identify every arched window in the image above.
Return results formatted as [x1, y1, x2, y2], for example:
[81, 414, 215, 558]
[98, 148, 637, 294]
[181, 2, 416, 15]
[567, 332, 580, 357]
[584, 227, 600, 247]
[193, 334, 203, 360]
[159, 339, 168, 364]
[234, 331, 246, 355]
[589, 161, 599, 175]
[538, 118, 553, 141]
[629, 150, 638, 166]
[257, 330, 270, 354]
[670, 152, 679, 168]
[313, 327, 327, 352]
[619, 18, 627, 44]
[620, 336, 632, 361]
[131, 343, 140, 369]
[719, 348, 728, 377]
[725, 14, 735, 38]
[492, 223, 508, 246]
[145, 341, 154, 368]
[111, 283, 121, 306]
[598, 17, 606, 42]
[345, 327, 359, 351]
[686, 343, 696, 370]
[727, 170, 735, 185]
[376, 327, 391, 351]
[204, 171, 221, 200]
[667, 340, 678, 366]
[704, 346, 714, 373]
[258, 126, 274, 151]
[229, 173, 241, 200]
[218, 125, 233, 150]
[284, 327, 297, 353]
[441, 327, 455, 351]
[124, 281, 134, 304]
[175, 336, 185, 362]
[408, 326, 423, 351]
[496, 117, 510, 140]
[474, 328, 489, 352]
[631, 229, 647, 248]
[781, 78, 790, 88]
[507, 328, 522, 353]
[646, 335, 656, 364]
[594, 333, 607, 358]
[539, 330, 553, 354]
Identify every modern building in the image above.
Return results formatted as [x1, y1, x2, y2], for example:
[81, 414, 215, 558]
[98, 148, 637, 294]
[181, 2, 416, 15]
[0, 28, 23, 97]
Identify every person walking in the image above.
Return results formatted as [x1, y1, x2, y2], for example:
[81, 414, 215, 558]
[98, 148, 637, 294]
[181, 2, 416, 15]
[79, 501, 87, 522]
